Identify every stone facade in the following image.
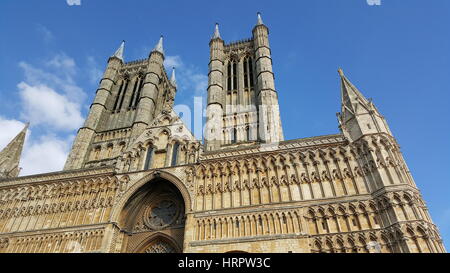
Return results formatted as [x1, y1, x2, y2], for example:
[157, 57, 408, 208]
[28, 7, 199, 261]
[0, 14, 445, 253]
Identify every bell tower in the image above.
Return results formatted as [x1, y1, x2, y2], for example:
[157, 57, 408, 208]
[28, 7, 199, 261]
[64, 37, 177, 170]
[204, 13, 284, 151]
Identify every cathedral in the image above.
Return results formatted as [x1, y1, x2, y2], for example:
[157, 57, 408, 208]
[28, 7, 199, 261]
[0, 13, 445, 253]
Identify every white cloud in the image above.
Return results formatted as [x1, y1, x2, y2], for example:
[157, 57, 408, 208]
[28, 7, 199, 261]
[16, 53, 86, 132]
[164, 55, 183, 70]
[18, 82, 84, 131]
[20, 134, 72, 176]
[66, 0, 81, 6]
[19, 59, 86, 103]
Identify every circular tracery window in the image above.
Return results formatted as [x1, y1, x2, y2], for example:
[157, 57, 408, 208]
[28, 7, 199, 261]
[144, 199, 179, 230]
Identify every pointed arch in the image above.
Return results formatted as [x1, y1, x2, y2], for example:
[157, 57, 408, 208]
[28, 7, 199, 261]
[110, 170, 192, 225]
[132, 232, 182, 253]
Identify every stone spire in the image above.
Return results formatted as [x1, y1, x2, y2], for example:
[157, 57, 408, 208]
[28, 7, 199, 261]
[257, 12, 264, 25]
[212, 23, 221, 39]
[0, 123, 29, 179]
[337, 68, 392, 142]
[338, 68, 371, 114]
[111, 40, 125, 61]
[152, 35, 164, 55]
[170, 67, 177, 88]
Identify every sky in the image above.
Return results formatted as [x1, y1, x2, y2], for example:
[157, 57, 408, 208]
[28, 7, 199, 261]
[0, 0, 449, 250]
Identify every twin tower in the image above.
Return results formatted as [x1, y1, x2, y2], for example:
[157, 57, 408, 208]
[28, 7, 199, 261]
[64, 13, 284, 170]
[205, 13, 284, 151]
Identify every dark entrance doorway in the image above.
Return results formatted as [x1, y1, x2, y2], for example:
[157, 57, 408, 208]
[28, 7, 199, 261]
[120, 178, 186, 253]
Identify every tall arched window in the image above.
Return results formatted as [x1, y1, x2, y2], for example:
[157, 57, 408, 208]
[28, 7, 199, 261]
[133, 75, 144, 108]
[231, 128, 237, 144]
[246, 126, 251, 141]
[232, 62, 237, 90]
[144, 146, 153, 170]
[243, 58, 249, 89]
[128, 76, 142, 109]
[248, 57, 254, 88]
[243, 57, 255, 106]
[113, 80, 125, 111]
[227, 63, 232, 91]
[171, 142, 180, 166]
[227, 60, 238, 91]
[242, 57, 255, 89]
[117, 78, 129, 111]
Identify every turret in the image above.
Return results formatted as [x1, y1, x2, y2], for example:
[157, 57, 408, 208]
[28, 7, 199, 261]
[205, 23, 225, 151]
[337, 68, 393, 142]
[252, 12, 284, 144]
[131, 36, 166, 138]
[208, 23, 225, 106]
[85, 41, 124, 130]
[64, 41, 124, 170]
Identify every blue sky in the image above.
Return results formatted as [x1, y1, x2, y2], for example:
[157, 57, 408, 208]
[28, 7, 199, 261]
[0, 0, 449, 250]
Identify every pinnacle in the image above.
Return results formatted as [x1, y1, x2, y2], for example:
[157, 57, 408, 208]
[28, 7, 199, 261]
[339, 69, 371, 109]
[257, 12, 264, 25]
[170, 67, 177, 88]
[112, 40, 125, 61]
[152, 35, 164, 55]
[212, 23, 221, 39]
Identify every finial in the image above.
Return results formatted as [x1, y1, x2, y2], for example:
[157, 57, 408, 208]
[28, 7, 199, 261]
[112, 40, 125, 61]
[257, 12, 264, 25]
[338, 68, 345, 77]
[170, 67, 177, 88]
[212, 23, 221, 39]
[152, 35, 164, 55]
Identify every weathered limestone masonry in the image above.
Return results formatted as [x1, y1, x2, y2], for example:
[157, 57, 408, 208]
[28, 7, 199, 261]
[0, 13, 445, 253]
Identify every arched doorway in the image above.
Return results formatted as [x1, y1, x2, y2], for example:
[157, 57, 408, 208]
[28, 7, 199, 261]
[119, 177, 186, 253]
[136, 233, 181, 253]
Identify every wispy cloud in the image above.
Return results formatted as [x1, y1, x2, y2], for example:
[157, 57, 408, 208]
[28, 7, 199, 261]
[36, 24, 54, 43]
[86, 56, 103, 85]
[66, 0, 81, 6]
[46, 53, 77, 75]
[164, 55, 183, 69]
[164, 55, 208, 97]
[19, 54, 86, 103]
